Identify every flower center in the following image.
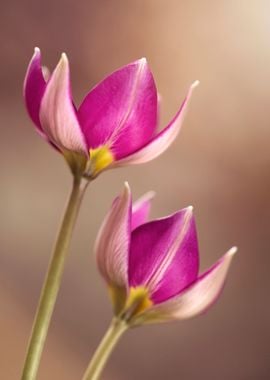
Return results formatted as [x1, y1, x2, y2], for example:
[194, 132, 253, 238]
[121, 286, 153, 322]
[89, 146, 114, 177]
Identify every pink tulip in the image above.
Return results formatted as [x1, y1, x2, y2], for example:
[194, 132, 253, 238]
[24, 48, 198, 179]
[96, 183, 236, 325]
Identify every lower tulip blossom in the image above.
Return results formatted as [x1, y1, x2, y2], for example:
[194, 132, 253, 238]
[82, 184, 236, 379]
[96, 183, 236, 325]
[24, 48, 198, 179]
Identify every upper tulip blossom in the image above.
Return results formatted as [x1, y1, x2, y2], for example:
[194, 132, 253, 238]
[24, 48, 198, 179]
[96, 183, 236, 325]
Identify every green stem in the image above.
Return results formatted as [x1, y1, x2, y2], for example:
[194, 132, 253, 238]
[82, 318, 128, 380]
[21, 176, 88, 380]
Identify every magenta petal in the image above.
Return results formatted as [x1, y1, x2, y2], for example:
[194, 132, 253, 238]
[148, 248, 237, 320]
[39, 54, 88, 155]
[113, 81, 199, 166]
[95, 183, 132, 288]
[131, 191, 155, 231]
[151, 212, 199, 303]
[78, 58, 158, 157]
[129, 207, 199, 301]
[23, 48, 47, 133]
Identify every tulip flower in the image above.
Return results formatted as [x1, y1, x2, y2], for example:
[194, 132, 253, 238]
[96, 182, 236, 324]
[82, 184, 236, 380]
[24, 48, 198, 179]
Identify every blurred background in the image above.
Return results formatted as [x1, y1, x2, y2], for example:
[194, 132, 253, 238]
[0, 0, 269, 379]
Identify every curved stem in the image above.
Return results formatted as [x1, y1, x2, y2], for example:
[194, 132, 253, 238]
[82, 318, 128, 380]
[21, 176, 89, 380]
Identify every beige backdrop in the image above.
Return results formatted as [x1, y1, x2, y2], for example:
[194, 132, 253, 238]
[0, 0, 269, 379]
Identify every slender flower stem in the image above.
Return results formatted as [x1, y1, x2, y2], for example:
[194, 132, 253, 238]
[82, 318, 128, 380]
[22, 176, 89, 380]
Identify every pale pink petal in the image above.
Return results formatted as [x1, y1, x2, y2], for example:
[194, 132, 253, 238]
[146, 247, 236, 322]
[39, 53, 88, 155]
[131, 191, 155, 231]
[113, 81, 199, 167]
[41, 66, 50, 81]
[95, 183, 132, 287]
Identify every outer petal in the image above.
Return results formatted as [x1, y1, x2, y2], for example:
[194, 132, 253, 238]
[145, 247, 237, 322]
[113, 81, 199, 166]
[78, 58, 158, 158]
[23, 48, 47, 133]
[131, 191, 155, 231]
[129, 207, 199, 302]
[95, 183, 131, 287]
[39, 53, 88, 155]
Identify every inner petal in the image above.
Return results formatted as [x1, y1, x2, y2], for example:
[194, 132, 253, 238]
[150, 216, 199, 304]
[129, 209, 199, 302]
[78, 58, 158, 158]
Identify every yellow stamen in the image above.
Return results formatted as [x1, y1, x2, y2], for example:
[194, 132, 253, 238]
[89, 146, 114, 176]
[124, 286, 153, 318]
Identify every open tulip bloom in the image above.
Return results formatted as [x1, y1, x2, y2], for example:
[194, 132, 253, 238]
[82, 183, 236, 379]
[96, 183, 236, 323]
[24, 48, 198, 179]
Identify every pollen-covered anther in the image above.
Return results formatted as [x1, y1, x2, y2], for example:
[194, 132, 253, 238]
[121, 286, 153, 322]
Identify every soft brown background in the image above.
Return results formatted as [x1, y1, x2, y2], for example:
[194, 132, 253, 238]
[0, 0, 269, 379]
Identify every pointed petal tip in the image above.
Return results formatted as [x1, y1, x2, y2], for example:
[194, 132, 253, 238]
[59, 53, 69, 68]
[24, 46, 47, 131]
[123, 182, 131, 197]
[124, 181, 130, 190]
[191, 80, 200, 89]
[48, 53, 68, 77]
[132, 190, 156, 211]
[134, 57, 148, 68]
[165, 205, 194, 232]
[61, 52, 68, 61]
[131, 190, 155, 231]
[28, 47, 41, 63]
[227, 246, 237, 256]
[144, 190, 156, 200]
[181, 205, 194, 218]
[42, 66, 50, 81]
[156, 205, 194, 224]
[185, 80, 199, 99]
